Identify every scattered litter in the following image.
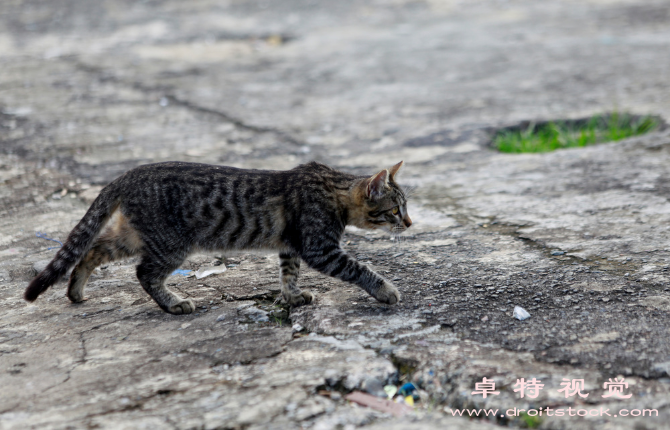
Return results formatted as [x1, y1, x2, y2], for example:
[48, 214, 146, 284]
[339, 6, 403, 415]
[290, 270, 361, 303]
[344, 391, 413, 417]
[392, 252, 405, 258]
[383, 385, 397, 399]
[551, 250, 566, 256]
[398, 382, 417, 397]
[216, 314, 226, 322]
[292, 323, 304, 333]
[171, 269, 192, 277]
[35, 232, 62, 249]
[404, 396, 414, 407]
[194, 265, 227, 279]
[513, 306, 531, 321]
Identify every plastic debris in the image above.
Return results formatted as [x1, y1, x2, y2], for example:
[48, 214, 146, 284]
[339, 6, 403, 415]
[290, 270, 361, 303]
[344, 391, 413, 417]
[551, 250, 565, 256]
[216, 314, 226, 322]
[194, 266, 227, 279]
[383, 385, 398, 399]
[513, 306, 531, 321]
[35, 232, 62, 249]
[404, 396, 414, 407]
[292, 323, 304, 333]
[171, 269, 192, 277]
[398, 382, 416, 397]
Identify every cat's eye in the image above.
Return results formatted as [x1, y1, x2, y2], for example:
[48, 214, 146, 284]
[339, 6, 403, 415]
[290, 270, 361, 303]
[392, 207, 399, 215]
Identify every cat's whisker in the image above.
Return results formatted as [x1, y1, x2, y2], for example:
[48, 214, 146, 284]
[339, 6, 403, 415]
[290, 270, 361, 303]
[402, 185, 417, 200]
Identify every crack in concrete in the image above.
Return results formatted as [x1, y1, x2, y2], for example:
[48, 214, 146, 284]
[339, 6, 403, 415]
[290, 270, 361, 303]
[68, 58, 306, 148]
[163, 415, 180, 430]
[421, 184, 655, 291]
[40, 332, 88, 394]
[79, 331, 88, 365]
[483, 220, 655, 290]
[165, 95, 305, 147]
[75, 307, 122, 319]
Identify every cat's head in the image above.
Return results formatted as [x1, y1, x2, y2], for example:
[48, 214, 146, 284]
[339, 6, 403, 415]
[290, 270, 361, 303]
[353, 161, 412, 233]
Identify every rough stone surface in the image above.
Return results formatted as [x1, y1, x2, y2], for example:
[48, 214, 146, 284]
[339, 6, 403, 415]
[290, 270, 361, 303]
[2, 0, 670, 428]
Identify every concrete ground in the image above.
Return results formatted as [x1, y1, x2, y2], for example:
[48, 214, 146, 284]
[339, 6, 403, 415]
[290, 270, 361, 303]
[1, 0, 670, 428]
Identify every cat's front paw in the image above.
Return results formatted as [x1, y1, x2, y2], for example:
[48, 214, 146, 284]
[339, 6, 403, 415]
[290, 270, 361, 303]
[167, 299, 196, 315]
[284, 291, 314, 307]
[374, 281, 400, 305]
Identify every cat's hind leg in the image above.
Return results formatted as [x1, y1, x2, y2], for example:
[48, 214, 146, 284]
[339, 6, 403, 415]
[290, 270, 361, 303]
[279, 251, 313, 306]
[136, 254, 195, 315]
[68, 213, 143, 303]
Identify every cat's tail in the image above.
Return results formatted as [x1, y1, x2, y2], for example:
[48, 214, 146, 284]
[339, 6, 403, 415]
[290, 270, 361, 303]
[24, 183, 122, 302]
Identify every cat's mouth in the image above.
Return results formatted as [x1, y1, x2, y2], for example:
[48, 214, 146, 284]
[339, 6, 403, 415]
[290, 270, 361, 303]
[390, 216, 412, 233]
[390, 224, 408, 234]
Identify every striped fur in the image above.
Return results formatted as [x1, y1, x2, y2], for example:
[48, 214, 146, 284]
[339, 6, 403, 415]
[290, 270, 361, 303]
[24, 161, 412, 314]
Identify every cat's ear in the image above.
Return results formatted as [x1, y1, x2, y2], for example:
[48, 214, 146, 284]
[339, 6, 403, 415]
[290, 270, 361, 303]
[388, 160, 404, 182]
[366, 169, 389, 200]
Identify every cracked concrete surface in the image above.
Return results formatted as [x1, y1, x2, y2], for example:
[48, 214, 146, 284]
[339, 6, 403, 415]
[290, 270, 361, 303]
[2, 0, 670, 428]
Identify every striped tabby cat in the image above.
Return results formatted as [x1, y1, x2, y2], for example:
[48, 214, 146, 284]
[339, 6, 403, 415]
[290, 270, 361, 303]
[25, 161, 412, 314]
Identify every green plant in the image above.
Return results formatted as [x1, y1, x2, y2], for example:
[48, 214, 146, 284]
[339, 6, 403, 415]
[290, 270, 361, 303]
[272, 315, 284, 327]
[494, 113, 660, 153]
[519, 411, 543, 428]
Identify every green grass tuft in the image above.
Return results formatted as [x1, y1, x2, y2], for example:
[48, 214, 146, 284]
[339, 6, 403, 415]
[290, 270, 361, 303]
[519, 411, 543, 428]
[494, 113, 659, 153]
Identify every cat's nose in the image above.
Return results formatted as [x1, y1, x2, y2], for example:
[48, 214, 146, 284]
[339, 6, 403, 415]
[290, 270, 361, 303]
[403, 216, 412, 228]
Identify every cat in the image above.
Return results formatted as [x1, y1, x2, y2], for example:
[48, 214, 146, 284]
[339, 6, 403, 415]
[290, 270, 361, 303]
[24, 160, 412, 314]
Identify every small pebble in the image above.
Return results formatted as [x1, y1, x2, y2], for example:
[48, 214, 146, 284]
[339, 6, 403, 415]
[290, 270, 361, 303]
[513, 306, 531, 321]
